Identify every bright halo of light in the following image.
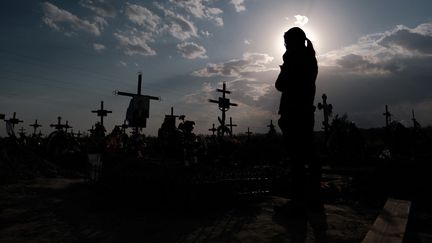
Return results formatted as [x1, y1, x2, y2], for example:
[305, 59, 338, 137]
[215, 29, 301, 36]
[273, 25, 320, 59]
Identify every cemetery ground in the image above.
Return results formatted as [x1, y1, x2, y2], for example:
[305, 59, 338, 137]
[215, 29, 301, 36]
[1, 131, 432, 242]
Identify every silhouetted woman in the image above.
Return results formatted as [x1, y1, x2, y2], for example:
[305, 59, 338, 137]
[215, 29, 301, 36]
[275, 27, 322, 212]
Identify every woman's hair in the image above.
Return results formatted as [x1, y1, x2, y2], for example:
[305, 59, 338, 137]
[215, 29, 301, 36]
[284, 27, 316, 57]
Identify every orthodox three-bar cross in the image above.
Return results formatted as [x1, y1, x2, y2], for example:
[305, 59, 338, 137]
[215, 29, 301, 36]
[209, 82, 237, 137]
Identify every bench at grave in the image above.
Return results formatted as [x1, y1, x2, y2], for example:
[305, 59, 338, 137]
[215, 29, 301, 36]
[362, 198, 411, 243]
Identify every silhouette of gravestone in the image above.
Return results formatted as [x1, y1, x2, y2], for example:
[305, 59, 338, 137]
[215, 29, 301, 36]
[317, 94, 333, 141]
[114, 73, 159, 134]
[228, 117, 237, 137]
[208, 82, 238, 137]
[92, 101, 112, 127]
[0, 114, 4, 120]
[29, 119, 42, 135]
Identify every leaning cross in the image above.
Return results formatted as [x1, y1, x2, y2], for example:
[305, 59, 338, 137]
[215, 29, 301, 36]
[228, 117, 237, 136]
[318, 94, 333, 139]
[29, 119, 42, 135]
[6, 112, 23, 128]
[92, 101, 112, 127]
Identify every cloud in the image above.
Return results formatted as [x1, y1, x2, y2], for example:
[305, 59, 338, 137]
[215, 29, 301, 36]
[41, 2, 105, 36]
[169, 0, 224, 26]
[315, 21, 432, 128]
[230, 0, 246, 12]
[294, 15, 308, 26]
[177, 42, 208, 59]
[379, 27, 432, 55]
[321, 22, 432, 73]
[124, 3, 161, 31]
[193, 52, 274, 77]
[244, 39, 252, 45]
[114, 30, 156, 56]
[93, 43, 106, 52]
[119, 60, 128, 67]
[79, 0, 116, 18]
[155, 3, 198, 40]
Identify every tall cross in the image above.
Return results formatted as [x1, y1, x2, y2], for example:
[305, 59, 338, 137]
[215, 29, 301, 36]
[209, 82, 238, 137]
[228, 117, 237, 136]
[50, 116, 66, 131]
[5, 112, 23, 128]
[29, 119, 42, 135]
[317, 94, 333, 140]
[383, 105, 392, 129]
[209, 123, 217, 136]
[92, 101, 112, 126]
[114, 73, 160, 131]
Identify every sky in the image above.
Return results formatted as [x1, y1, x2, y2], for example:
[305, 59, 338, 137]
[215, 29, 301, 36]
[1, 0, 432, 136]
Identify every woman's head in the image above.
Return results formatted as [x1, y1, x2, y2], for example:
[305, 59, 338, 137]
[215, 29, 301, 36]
[284, 27, 315, 56]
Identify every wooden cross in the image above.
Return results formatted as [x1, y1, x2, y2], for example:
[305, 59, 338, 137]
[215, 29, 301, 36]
[412, 109, 420, 129]
[29, 119, 42, 135]
[92, 101, 112, 127]
[228, 117, 237, 136]
[50, 116, 66, 131]
[76, 130, 82, 138]
[383, 105, 392, 129]
[114, 73, 160, 131]
[317, 94, 333, 139]
[209, 123, 217, 136]
[208, 82, 238, 137]
[5, 112, 23, 128]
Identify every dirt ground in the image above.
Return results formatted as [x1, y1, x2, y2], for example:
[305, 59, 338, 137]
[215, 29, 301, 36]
[0, 178, 380, 243]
